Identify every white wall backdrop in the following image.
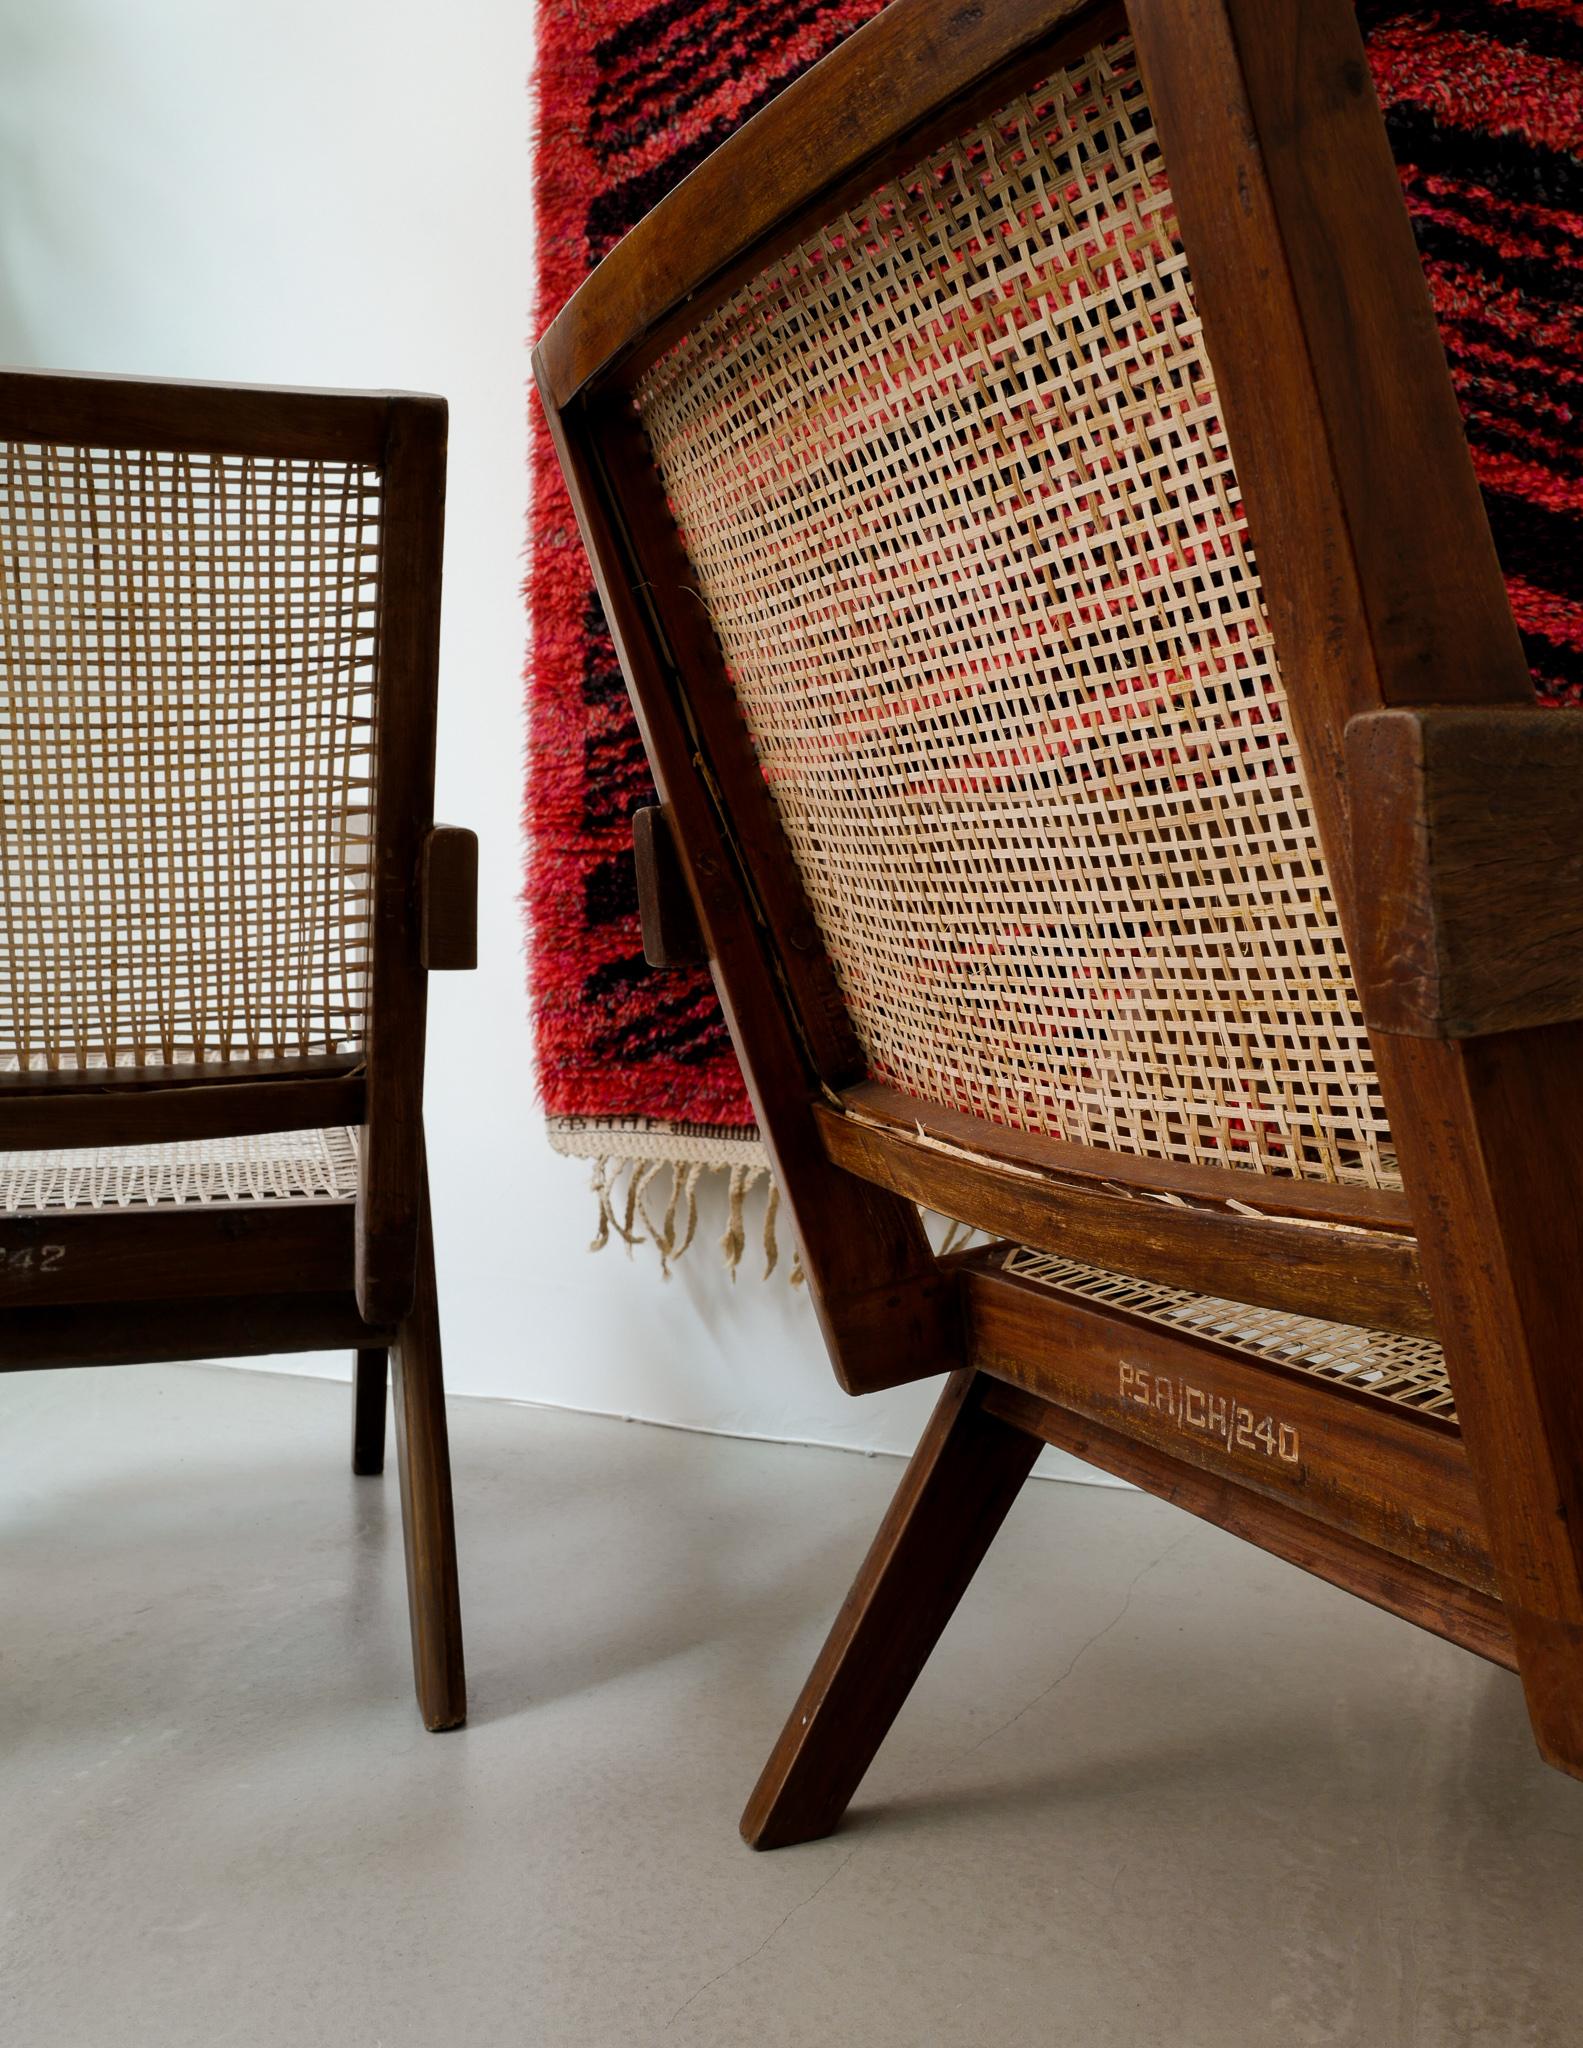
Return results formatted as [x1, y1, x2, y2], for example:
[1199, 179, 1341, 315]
[0, 0, 1107, 1480]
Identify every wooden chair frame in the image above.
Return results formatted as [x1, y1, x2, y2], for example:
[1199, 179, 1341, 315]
[535, 0, 1583, 1842]
[0, 369, 476, 1731]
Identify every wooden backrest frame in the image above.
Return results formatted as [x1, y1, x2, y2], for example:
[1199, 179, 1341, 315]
[536, 0, 1583, 1764]
[0, 369, 455, 1321]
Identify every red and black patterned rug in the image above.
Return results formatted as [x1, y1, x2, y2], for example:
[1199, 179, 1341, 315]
[528, 0, 1583, 1267]
[528, 0, 887, 1266]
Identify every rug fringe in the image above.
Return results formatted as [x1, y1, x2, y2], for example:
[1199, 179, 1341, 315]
[586, 1154, 798, 1282]
[556, 1119, 991, 1285]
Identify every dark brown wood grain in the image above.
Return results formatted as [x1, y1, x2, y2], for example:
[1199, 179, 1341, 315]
[0, 1203, 354, 1308]
[0, 1053, 362, 1095]
[977, 1379, 1514, 1672]
[961, 1250, 1491, 1592]
[843, 1081, 1415, 1233]
[818, 1103, 1434, 1338]
[632, 805, 707, 969]
[356, 394, 447, 1325]
[1370, 1029, 1583, 1776]
[0, 1293, 398, 1372]
[741, 1370, 1042, 1849]
[1346, 708, 1583, 1038]
[389, 1169, 466, 1731]
[1214, 0, 1531, 713]
[0, 367, 393, 463]
[1134, 0, 1583, 1776]
[419, 826, 479, 973]
[0, 1068, 365, 1151]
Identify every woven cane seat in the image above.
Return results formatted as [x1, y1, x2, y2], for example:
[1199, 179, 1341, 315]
[0, 1127, 360, 1216]
[1001, 1245, 1456, 1424]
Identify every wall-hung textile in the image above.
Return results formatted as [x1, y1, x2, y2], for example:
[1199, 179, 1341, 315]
[527, 0, 1583, 1269]
[529, 0, 885, 1271]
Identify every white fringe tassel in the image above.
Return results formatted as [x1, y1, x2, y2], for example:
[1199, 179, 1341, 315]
[584, 1152, 800, 1282]
[548, 1120, 1013, 1286]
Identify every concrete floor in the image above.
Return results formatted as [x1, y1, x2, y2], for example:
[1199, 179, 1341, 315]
[2, 1368, 1581, 2048]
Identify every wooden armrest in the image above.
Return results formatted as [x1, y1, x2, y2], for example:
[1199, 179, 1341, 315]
[633, 805, 707, 968]
[419, 826, 478, 970]
[1346, 706, 1583, 1038]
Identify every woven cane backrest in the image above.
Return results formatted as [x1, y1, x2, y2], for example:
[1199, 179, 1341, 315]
[634, 32, 1397, 1190]
[0, 439, 381, 1072]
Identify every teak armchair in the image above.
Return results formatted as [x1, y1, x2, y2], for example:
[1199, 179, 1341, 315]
[537, 0, 1583, 1844]
[0, 369, 474, 1731]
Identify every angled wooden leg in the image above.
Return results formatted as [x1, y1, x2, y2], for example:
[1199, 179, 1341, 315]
[351, 1348, 388, 1475]
[1378, 1031, 1583, 1780]
[741, 1369, 1041, 1850]
[390, 1175, 466, 1731]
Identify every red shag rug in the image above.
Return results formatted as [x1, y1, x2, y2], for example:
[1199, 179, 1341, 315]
[528, 0, 1583, 1270]
[528, 0, 885, 1270]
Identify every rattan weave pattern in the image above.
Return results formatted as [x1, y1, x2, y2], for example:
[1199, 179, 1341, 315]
[0, 442, 382, 1073]
[0, 1125, 360, 1214]
[635, 34, 1395, 1187]
[1001, 1243, 1457, 1421]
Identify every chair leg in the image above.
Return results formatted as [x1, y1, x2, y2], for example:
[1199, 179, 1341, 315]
[351, 1348, 388, 1475]
[1508, 1616, 1583, 1782]
[741, 1369, 1041, 1850]
[390, 1176, 466, 1731]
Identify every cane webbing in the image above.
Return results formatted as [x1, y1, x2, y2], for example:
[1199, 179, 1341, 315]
[635, 33, 1395, 1188]
[0, 442, 382, 1073]
[0, 1125, 360, 1214]
[1001, 1245, 1456, 1423]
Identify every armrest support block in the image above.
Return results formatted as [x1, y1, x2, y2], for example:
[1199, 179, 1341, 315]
[419, 826, 478, 971]
[633, 805, 707, 968]
[1346, 706, 1583, 1038]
